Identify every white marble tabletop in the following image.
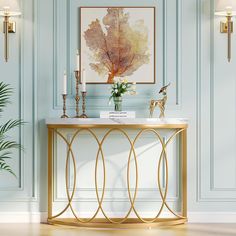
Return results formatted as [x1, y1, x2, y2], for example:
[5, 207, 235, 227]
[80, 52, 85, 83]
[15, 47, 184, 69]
[46, 118, 188, 128]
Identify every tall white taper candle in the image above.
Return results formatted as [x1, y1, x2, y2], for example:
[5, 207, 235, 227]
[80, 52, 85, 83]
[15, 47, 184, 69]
[82, 69, 86, 92]
[76, 50, 80, 71]
[63, 71, 67, 94]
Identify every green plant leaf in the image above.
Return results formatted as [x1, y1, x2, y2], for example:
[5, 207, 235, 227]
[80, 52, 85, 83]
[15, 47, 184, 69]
[0, 82, 12, 113]
[0, 119, 25, 136]
[0, 151, 12, 160]
[0, 82, 24, 177]
[0, 140, 22, 152]
[0, 160, 16, 177]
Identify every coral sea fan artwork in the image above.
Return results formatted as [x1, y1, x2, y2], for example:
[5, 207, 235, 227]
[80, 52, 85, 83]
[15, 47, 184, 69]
[80, 7, 155, 84]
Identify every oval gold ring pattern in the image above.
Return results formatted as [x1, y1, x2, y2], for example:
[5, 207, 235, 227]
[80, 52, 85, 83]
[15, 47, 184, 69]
[49, 127, 187, 226]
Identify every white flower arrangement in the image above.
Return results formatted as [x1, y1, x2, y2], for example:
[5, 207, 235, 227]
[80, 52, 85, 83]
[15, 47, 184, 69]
[109, 78, 136, 103]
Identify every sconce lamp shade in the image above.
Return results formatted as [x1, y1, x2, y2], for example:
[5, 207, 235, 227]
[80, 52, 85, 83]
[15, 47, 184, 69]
[215, 0, 236, 16]
[0, 0, 21, 16]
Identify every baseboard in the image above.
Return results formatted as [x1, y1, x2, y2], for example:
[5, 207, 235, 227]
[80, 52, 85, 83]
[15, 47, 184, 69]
[188, 212, 236, 223]
[0, 212, 48, 223]
[0, 212, 236, 223]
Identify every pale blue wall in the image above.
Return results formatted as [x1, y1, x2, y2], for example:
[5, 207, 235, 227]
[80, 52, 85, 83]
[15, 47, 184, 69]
[0, 0, 235, 216]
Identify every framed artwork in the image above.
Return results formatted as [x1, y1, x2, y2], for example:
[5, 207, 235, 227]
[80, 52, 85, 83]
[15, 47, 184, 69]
[80, 7, 156, 84]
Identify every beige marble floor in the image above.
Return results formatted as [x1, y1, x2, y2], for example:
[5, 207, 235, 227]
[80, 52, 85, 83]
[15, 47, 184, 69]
[0, 224, 235, 236]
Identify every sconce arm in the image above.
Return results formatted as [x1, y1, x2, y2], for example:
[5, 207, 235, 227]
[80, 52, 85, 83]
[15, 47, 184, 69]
[3, 15, 10, 62]
[226, 15, 232, 62]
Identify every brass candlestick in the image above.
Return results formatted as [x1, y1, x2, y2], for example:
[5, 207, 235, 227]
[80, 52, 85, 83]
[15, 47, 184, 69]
[79, 92, 88, 118]
[61, 94, 69, 118]
[74, 70, 81, 118]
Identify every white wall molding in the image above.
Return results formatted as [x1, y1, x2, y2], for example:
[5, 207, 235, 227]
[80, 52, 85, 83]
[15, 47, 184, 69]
[196, 0, 236, 202]
[0, 0, 37, 202]
[1, 0, 235, 221]
[0, 212, 47, 223]
[52, 0, 183, 112]
[188, 212, 236, 223]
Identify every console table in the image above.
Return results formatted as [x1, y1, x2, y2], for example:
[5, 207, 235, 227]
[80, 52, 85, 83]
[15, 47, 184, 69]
[46, 118, 188, 228]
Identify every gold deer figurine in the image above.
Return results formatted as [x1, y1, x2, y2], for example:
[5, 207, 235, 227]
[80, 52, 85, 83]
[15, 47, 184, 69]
[149, 83, 171, 118]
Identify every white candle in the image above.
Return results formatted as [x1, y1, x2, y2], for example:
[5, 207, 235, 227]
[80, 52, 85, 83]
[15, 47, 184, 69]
[82, 69, 86, 92]
[76, 50, 80, 71]
[63, 71, 67, 94]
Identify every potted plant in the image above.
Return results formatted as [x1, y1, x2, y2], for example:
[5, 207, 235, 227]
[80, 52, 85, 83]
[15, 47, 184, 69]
[0, 82, 24, 176]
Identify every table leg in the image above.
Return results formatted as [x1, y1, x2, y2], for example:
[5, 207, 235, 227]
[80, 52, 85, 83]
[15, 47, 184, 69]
[48, 128, 54, 220]
[181, 129, 187, 218]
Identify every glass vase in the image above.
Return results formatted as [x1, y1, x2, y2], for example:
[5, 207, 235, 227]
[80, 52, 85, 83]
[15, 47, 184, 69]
[113, 96, 122, 111]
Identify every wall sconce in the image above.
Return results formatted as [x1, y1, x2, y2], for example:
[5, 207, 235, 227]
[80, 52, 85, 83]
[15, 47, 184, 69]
[215, 0, 236, 62]
[0, 0, 21, 62]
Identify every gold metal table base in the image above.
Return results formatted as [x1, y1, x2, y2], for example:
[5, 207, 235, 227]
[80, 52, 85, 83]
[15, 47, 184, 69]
[48, 218, 187, 229]
[47, 124, 188, 229]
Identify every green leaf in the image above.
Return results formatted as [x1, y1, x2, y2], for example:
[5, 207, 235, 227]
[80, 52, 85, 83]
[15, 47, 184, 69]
[0, 151, 12, 160]
[0, 119, 25, 136]
[0, 140, 22, 152]
[0, 82, 12, 113]
[0, 82, 24, 177]
[0, 160, 16, 177]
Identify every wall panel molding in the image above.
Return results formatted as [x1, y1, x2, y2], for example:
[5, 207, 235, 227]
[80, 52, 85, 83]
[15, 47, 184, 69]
[52, 0, 183, 114]
[0, 0, 37, 203]
[197, 0, 236, 202]
[2, 0, 236, 217]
